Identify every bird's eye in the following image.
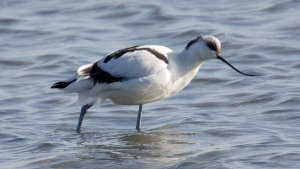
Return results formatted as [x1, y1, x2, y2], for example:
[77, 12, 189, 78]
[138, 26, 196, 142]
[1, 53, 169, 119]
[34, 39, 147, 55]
[206, 41, 217, 52]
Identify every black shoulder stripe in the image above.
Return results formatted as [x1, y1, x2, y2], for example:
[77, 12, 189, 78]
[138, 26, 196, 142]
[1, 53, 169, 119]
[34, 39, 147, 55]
[90, 62, 123, 84]
[104, 46, 139, 63]
[145, 48, 169, 64]
[104, 46, 169, 64]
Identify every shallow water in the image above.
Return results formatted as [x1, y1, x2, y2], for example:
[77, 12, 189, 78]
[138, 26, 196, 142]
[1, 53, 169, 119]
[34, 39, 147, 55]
[1, 0, 300, 168]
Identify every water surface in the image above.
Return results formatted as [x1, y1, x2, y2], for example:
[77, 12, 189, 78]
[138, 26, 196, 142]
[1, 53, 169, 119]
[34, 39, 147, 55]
[1, 0, 300, 168]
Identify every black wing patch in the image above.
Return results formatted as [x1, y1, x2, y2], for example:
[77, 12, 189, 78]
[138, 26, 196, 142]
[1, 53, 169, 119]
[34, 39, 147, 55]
[90, 62, 123, 84]
[104, 46, 169, 64]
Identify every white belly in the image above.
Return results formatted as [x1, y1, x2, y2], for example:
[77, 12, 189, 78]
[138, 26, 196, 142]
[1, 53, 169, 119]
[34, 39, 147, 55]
[108, 66, 201, 104]
[87, 65, 201, 105]
[102, 70, 172, 105]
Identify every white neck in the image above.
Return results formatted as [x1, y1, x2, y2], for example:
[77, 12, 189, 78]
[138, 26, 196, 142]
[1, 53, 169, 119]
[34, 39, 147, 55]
[167, 49, 205, 94]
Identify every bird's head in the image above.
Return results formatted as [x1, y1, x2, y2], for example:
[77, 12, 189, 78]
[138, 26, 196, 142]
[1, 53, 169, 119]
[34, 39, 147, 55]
[185, 35, 257, 76]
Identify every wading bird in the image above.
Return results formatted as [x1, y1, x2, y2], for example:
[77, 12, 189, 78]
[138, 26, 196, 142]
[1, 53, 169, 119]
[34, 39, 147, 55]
[51, 35, 256, 133]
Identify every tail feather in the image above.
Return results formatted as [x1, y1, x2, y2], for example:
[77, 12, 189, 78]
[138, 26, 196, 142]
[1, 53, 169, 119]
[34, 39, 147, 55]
[51, 79, 76, 89]
[64, 77, 93, 93]
[51, 63, 94, 92]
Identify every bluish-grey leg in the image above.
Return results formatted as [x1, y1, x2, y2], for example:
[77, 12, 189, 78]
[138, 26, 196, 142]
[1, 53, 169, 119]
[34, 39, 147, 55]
[136, 104, 143, 131]
[76, 104, 92, 133]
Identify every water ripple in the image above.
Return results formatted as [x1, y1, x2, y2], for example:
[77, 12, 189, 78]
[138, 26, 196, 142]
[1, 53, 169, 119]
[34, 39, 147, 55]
[1, 0, 300, 169]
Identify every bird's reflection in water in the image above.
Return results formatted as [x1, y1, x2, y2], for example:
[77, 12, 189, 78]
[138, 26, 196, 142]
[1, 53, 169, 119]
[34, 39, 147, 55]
[60, 127, 199, 168]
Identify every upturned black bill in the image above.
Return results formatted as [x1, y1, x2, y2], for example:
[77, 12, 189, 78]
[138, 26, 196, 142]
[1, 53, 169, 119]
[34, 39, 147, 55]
[217, 55, 258, 76]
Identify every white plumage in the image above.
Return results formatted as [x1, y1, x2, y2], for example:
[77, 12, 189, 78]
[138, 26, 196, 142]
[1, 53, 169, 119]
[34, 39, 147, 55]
[51, 35, 256, 133]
